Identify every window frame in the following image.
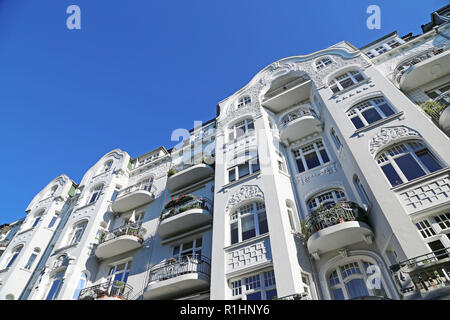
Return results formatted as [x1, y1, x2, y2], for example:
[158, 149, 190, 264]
[307, 189, 346, 212]
[293, 139, 331, 173]
[315, 57, 333, 70]
[346, 97, 396, 130]
[230, 270, 277, 300]
[230, 202, 268, 245]
[329, 70, 365, 93]
[228, 118, 255, 141]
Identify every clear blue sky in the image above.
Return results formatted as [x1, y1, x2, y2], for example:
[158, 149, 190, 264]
[0, 0, 447, 223]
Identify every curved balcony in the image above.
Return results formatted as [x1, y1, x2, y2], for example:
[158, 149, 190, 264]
[158, 197, 212, 239]
[393, 45, 450, 91]
[78, 281, 133, 300]
[143, 255, 211, 300]
[421, 93, 450, 134]
[0, 240, 10, 253]
[279, 108, 322, 142]
[167, 163, 214, 193]
[111, 182, 156, 213]
[262, 76, 312, 113]
[95, 223, 144, 259]
[302, 202, 373, 255]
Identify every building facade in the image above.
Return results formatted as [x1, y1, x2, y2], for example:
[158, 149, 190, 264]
[1, 5, 450, 301]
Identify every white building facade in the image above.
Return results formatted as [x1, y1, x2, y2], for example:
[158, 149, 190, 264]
[1, 5, 450, 301]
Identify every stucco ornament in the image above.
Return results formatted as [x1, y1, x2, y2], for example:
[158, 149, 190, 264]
[369, 126, 420, 155]
[225, 185, 264, 213]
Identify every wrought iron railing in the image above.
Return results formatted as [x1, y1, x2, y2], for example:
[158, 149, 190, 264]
[301, 201, 369, 240]
[280, 108, 318, 128]
[116, 181, 156, 199]
[160, 197, 212, 221]
[99, 222, 145, 245]
[276, 293, 311, 300]
[421, 91, 450, 123]
[393, 45, 449, 84]
[78, 281, 133, 300]
[148, 255, 211, 285]
[390, 247, 450, 294]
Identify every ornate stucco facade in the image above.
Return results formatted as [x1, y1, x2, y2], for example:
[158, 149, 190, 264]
[1, 5, 450, 301]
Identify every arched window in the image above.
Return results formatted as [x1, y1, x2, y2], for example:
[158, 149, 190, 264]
[228, 118, 255, 141]
[88, 184, 103, 204]
[69, 221, 88, 245]
[6, 245, 23, 268]
[103, 160, 113, 172]
[328, 259, 388, 300]
[230, 202, 268, 245]
[237, 96, 251, 109]
[72, 272, 87, 300]
[307, 189, 346, 212]
[315, 57, 333, 70]
[32, 211, 44, 228]
[46, 270, 65, 300]
[286, 201, 296, 232]
[24, 247, 40, 270]
[329, 70, 365, 93]
[347, 97, 396, 129]
[376, 140, 443, 187]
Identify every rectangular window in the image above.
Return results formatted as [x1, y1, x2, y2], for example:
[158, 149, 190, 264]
[24, 254, 37, 270]
[304, 152, 321, 169]
[241, 215, 256, 241]
[48, 216, 58, 228]
[416, 220, 436, 239]
[258, 212, 269, 235]
[434, 213, 450, 230]
[394, 153, 426, 181]
[381, 163, 403, 187]
[415, 149, 442, 173]
[361, 108, 383, 124]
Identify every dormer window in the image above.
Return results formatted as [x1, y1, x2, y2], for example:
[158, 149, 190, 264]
[329, 70, 365, 93]
[103, 160, 113, 172]
[237, 96, 251, 109]
[315, 57, 332, 70]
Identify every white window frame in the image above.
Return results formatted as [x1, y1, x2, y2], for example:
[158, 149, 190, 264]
[307, 189, 346, 212]
[230, 270, 277, 300]
[228, 118, 255, 141]
[237, 96, 251, 109]
[315, 57, 333, 70]
[329, 70, 365, 93]
[346, 97, 396, 129]
[293, 139, 330, 173]
[88, 184, 104, 204]
[230, 202, 267, 245]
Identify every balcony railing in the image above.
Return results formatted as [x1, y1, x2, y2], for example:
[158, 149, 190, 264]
[148, 255, 211, 284]
[276, 293, 311, 300]
[160, 197, 212, 221]
[390, 246, 450, 295]
[301, 201, 369, 240]
[280, 108, 317, 128]
[394, 45, 449, 84]
[116, 181, 156, 199]
[0, 239, 10, 250]
[99, 222, 145, 245]
[78, 281, 133, 300]
[421, 92, 450, 123]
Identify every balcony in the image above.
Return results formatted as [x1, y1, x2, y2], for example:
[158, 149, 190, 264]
[393, 45, 450, 91]
[143, 255, 211, 300]
[421, 93, 450, 135]
[0, 240, 10, 252]
[158, 196, 212, 239]
[279, 108, 322, 143]
[302, 202, 373, 255]
[111, 181, 156, 213]
[167, 162, 214, 193]
[390, 247, 450, 299]
[78, 281, 133, 300]
[262, 77, 312, 113]
[95, 222, 145, 259]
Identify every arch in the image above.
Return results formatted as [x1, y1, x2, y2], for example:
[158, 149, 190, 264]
[369, 126, 421, 156]
[324, 64, 365, 87]
[225, 185, 264, 214]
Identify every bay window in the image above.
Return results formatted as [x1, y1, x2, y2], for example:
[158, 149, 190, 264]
[230, 202, 268, 245]
[230, 270, 277, 300]
[293, 139, 330, 173]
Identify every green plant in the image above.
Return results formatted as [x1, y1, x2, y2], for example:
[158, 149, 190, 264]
[167, 168, 177, 177]
[420, 100, 447, 119]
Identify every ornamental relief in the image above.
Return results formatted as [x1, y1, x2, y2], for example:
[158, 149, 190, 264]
[132, 160, 171, 180]
[294, 162, 340, 185]
[369, 126, 420, 155]
[225, 185, 264, 213]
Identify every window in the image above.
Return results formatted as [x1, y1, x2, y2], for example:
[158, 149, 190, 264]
[347, 97, 396, 129]
[353, 176, 370, 209]
[108, 261, 131, 285]
[416, 219, 436, 239]
[228, 118, 255, 141]
[376, 141, 443, 187]
[32, 213, 43, 228]
[6, 246, 23, 268]
[230, 270, 277, 300]
[72, 273, 87, 300]
[330, 128, 342, 150]
[365, 39, 402, 58]
[46, 271, 65, 300]
[88, 184, 103, 204]
[48, 215, 58, 228]
[24, 248, 40, 270]
[434, 213, 450, 231]
[425, 82, 450, 107]
[328, 260, 388, 300]
[111, 188, 120, 201]
[237, 96, 251, 109]
[293, 139, 330, 173]
[329, 70, 365, 93]
[172, 238, 202, 259]
[286, 202, 296, 231]
[230, 202, 268, 245]
[307, 189, 346, 212]
[228, 155, 260, 183]
[70, 221, 88, 245]
[315, 57, 332, 70]
[103, 160, 113, 172]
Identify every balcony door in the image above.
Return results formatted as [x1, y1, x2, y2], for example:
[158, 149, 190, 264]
[107, 261, 131, 296]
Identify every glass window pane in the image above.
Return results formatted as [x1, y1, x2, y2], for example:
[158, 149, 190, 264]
[258, 212, 269, 235]
[296, 158, 305, 173]
[353, 73, 364, 82]
[378, 103, 395, 117]
[304, 153, 321, 170]
[381, 163, 403, 186]
[251, 159, 260, 173]
[246, 291, 262, 300]
[394, 154, 426, 181]
[265, 289, 277, 300]
[228, 169, 236, 182]
[320, 150, 330, 164]
[332, 288, 345, 300]
[241, 215, 256, 241]
[416, 149, 442, 173]
[351, 116, 365, 129]
[340, 77, 354, 89]
[345, 278, 369, 299]
[361, 108, 382, 124]
[238, 163, 250, 178]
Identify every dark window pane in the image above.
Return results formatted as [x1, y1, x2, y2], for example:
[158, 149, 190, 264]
[394, 154, 426, 181]
[345, 278, 369, 299]
[332, 288, 345, 300]
[378, 103, 395, 117]
[247, 291, 262, 300]
[247, 121, 255, 131]
[228, 169, 236, 182]
[265, 289, 277, 300]
[351, 116, 365, 129]
[362, 108, 382, 124]
[258, 212, 269, 234]
[320, 150, 330, 164]
[305, 152, 321, 170]
[381, 163, 403, 186]
[241, 215, 256, 241]
[331, 85, 340, 94]
[340, 78, 355, 89]
[231, 222, 239, 244]
[251, 159, 260, 173]
[236, 127, 245, 138]
[296, 159, 305, 173]
[353, 73, 364, 82]
[238, 163, 250, 178]
[416, 149, 442, 173]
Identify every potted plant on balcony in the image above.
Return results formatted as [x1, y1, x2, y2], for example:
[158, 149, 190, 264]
[420, 100, 447, 121]
[167, 168, 177, 177]
[167, 257, 177, 264]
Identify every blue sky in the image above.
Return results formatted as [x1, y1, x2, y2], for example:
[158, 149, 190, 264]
[0, 0, 447, 223]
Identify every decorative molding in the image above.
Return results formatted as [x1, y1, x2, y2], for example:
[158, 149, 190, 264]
[225, 185, 264, 213]
[368, 126, 420, 155]
[294, 162, 340, 185]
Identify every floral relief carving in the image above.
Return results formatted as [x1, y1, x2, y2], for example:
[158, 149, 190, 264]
[225, 185, 264, 213]
[369, 126, 420, 155]
[294, 162, 340, 185]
